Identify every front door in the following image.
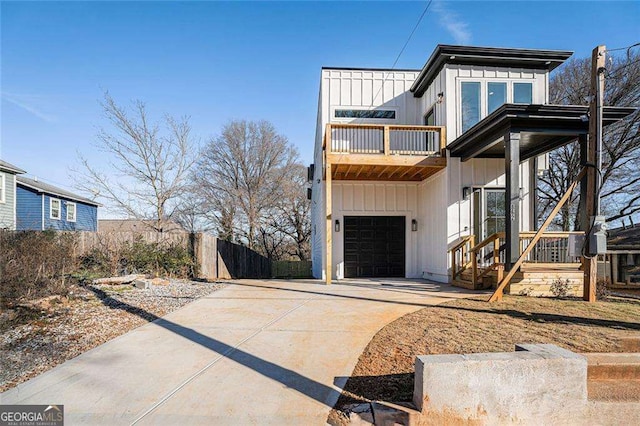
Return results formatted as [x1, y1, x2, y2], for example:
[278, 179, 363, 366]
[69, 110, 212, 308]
[343, 216, 405, 278]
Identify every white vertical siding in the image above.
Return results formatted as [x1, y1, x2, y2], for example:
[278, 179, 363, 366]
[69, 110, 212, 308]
[418, 170, 449, 282]
[312, 61, 551, 281]
[311, 69, 421, 279]
[417, 67, 448, 129]
[447, 157, 532, 245]
[332, 181, 421, 279]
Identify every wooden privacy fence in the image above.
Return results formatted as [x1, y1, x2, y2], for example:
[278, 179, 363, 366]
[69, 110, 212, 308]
[75, 230, 190, 255]
[19, 230, 307, 281]
[216, 239, 271, 279]
[74, 230, 272, 280]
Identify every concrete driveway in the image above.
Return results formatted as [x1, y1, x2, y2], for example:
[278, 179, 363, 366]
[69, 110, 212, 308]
[1, 279, 473, 425]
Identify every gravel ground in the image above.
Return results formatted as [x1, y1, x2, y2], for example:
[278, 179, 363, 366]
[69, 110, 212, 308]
[0, 279, 225, 392]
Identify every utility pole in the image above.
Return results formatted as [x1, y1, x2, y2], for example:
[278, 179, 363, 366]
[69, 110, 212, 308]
[582, 45, 606, 302]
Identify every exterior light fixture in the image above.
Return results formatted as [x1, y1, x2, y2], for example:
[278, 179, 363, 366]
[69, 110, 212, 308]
[411, 219, 418, 232]
[335, 219, 340, 232]
[462, 186, 472, 200]
[437, 92, 444, 104]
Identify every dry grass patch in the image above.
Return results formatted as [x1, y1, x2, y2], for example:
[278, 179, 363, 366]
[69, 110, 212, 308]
[333, 295, 640, 415]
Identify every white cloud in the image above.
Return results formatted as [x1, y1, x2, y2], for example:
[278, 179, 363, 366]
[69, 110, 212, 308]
[1, 92, 57, 123]
[432, 1, 472, 45]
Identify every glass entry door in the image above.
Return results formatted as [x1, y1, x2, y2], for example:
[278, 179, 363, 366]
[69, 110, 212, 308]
[471, 188, 506, 241]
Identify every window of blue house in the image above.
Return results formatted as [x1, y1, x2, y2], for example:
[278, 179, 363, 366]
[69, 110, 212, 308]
[50, 198, 61, 220]
[461, 82, 481, 133]
[513, 82, 533, 104]
[66, 202, 76, 222]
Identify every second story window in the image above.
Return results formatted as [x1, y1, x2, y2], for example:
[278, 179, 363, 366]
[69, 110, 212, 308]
[513, 82, 533, 104]
[461, 82, 481, 133]
[334, 109, 396, 119]
[488, 82, 507, 114]
[459, 80, 535, 134]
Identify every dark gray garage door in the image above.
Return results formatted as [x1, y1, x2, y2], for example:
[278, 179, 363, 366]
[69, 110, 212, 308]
[343, 216, 405, 278]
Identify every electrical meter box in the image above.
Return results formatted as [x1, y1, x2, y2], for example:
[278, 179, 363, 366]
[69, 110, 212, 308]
[568, 233, 585, 258]
[589, 215, 608, 256]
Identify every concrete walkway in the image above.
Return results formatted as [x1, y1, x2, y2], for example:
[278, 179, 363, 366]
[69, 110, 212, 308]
[1, 279, 473, 425]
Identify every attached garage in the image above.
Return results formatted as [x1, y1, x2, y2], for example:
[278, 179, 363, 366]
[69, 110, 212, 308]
[343, 216, 406, 278]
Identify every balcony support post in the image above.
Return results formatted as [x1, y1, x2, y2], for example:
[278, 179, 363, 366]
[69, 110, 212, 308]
[383, 126, 390, 156]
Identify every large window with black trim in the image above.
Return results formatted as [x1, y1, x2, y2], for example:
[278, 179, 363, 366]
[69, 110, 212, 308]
[460, 80, 534, 133]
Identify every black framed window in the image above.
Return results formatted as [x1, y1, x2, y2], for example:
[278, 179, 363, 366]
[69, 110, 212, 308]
[334, 109, 396, 119]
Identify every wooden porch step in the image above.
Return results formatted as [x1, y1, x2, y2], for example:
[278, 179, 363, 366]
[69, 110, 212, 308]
[520, 263, 581, 271]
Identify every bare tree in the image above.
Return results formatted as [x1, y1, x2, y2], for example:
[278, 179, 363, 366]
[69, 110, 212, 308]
[74, 93, 197, 232]
[538, 51, 640, 229]
[270, 164, 311, 260]
[193, 120, 299, 251]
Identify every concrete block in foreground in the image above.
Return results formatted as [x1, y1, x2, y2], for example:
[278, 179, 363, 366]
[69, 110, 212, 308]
[413, 344, 587, 423]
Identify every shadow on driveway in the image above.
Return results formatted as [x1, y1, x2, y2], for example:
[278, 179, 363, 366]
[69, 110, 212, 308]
[85, 285, 342, 422]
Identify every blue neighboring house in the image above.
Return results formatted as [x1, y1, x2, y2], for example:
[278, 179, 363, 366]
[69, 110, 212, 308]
[16, 176, 99, 231]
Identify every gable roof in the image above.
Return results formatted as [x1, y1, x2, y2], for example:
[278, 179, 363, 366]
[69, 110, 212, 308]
[411, 44, 574, 97]
[0, 159, 26, 175]
[16, 176, 100, 207]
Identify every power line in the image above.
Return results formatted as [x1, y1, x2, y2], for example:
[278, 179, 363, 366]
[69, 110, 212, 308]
[605, 58, 640, 79]
[370, 0, 434, 107]
[604, 42, 640, 53]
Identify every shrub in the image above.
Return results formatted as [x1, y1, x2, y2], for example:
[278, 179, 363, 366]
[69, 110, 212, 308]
[550, 278, 571, 298]
[0, 230, 78, 307]
[78, 236, 195, 278]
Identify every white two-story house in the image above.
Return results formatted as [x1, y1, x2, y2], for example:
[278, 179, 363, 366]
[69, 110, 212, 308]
[310, 45, 633, 295]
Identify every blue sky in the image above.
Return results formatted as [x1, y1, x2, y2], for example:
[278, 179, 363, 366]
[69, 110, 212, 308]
[1, 1, 639, 209]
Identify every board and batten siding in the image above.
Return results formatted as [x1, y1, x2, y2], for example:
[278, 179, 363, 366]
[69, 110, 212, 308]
[417, 67, 448, 130]
[332, 181, 421, 279]
[16, 185, 43, 230]
[43, 194, 97, 231]
[311, 69, 422, 279]
[0, 172, 17, 229]
[418, 170, 449, 282]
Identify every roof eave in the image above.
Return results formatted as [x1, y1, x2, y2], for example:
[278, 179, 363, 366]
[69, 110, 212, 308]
[410, 45, 574, 97]
[17, 180, 101, 207]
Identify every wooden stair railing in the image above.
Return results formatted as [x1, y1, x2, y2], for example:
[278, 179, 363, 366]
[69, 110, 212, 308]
[450, 235, 474, 281]
[488, 167, 587, 302]
[470, 232, 504, 286]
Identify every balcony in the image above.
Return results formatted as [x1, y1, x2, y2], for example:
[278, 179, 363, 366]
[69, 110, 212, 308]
[324, 123, 447, 181]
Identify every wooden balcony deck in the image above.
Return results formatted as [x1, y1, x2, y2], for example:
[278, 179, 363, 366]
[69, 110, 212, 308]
[324, 123, 446, 181]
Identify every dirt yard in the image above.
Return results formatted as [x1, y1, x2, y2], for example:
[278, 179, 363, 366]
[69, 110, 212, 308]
[0, 279, 224, 392]
[330, 294, 640, 423]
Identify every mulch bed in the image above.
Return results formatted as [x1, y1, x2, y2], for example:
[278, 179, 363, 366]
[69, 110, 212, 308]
[0, 279, 224, 392]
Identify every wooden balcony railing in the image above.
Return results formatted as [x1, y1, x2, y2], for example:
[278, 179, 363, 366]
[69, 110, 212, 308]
[449, 231, 584, 287]
[325, 123, 446, 156]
